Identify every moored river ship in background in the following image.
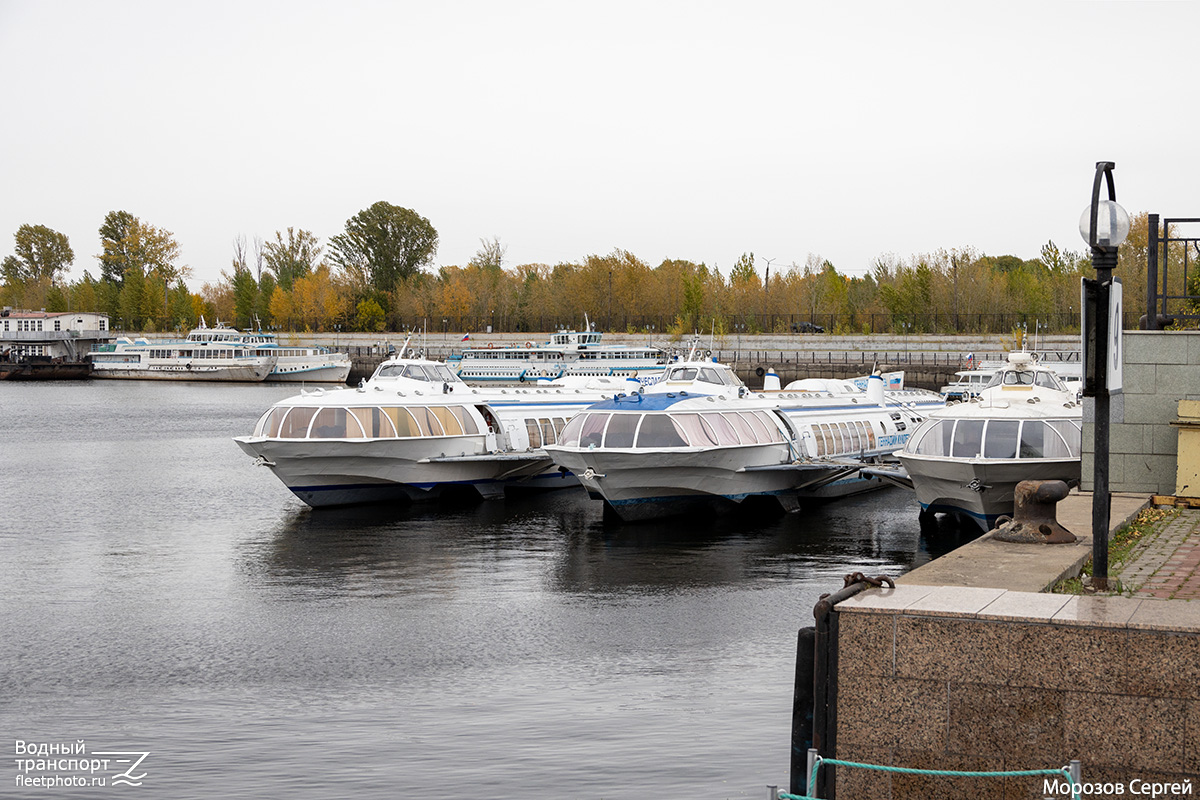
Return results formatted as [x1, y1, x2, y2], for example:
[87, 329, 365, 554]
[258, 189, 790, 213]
[447, 327, 670, 384]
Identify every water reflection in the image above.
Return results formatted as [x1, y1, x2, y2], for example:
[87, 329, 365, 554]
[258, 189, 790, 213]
[240, 486, 977, 599]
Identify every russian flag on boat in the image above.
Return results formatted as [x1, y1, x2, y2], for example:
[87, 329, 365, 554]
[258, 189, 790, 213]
[461, 333, 471, 341]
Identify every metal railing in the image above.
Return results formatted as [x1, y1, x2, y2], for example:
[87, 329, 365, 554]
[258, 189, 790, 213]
[1144, 213, 1200, 329]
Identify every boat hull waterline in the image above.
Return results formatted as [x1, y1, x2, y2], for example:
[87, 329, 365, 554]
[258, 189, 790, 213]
[900, 453, 1082, 528]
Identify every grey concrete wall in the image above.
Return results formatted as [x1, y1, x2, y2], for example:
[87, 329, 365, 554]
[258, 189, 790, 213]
[1082, 331, 1200, 494]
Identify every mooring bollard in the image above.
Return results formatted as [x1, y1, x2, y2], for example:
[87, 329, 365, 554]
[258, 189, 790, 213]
[991, 479, 1077, 543]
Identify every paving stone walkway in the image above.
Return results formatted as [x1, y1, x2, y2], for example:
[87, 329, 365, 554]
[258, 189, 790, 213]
[1113, 506, 1200, 600]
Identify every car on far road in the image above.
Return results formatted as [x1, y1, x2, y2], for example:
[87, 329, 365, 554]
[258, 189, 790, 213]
[790, 321, 825, 333]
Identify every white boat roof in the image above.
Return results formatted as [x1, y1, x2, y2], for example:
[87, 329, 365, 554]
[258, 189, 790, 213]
[930, 352, 1080, 420]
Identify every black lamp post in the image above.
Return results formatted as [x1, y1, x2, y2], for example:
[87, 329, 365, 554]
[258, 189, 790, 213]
[1079, 161, 1130, 590]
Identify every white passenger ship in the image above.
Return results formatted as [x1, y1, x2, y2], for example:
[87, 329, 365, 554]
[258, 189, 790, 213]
[447, 328, 669, 384]
[186, 321, 351, 383]
[90, 335, 276, 382]
[543, 360, 945, 521]
[235, 346, 639, 507]
[891, 351, 1083, 530]
[89, 320, 351, 383]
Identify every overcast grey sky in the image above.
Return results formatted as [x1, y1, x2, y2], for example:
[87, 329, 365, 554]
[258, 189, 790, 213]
[2, 0, 1196, 289]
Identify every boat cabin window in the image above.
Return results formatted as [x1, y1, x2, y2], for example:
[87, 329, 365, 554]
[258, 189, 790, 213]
[673, 414, 718, 446]
[279, 407, 318, 438]
[578, 413, 612, 447]
[983, 419, 1019, 459]
[951, 419, 985, 458]
[381, 407, 415, 436]
[604, 414, 640, 448]
[256, 405, 480, 439]
[635, 415, 688, 448]
[906, 417, 1081, 459]
[558, 414, 587, 447]
[526, 419, 542, 448]
[411, 407, 445, 436]
[706, 413, 740, 446]
[1034, 372, 1065, 391]
[669, 367, 698, 382]
[1020, 419, 1081, 459]
[699, 368, 724, 384]
[310, 407, 366, 439]
[726, 411, 758, 443]
[351, 406, 397, 438]
[986, 369, 1035, 388]
[428, 407, 463, 435]
[450, 406, 479, 435]
[254, 407, 289, 437]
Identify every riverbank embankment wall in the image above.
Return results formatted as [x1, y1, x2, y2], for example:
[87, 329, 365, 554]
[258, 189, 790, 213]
[265, 332, 1080, 389]
[819, 327, 1200, 798]
[829, 583, 1198, 798]
[1082, 330, 1200, 496]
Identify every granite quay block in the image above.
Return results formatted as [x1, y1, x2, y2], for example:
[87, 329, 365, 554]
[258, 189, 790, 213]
[1108, 422, 1145, 455]
[898, 586, 1007, 618]
[1120, 363, 1158, 394]
[946, 683, 1065, 758]
[829, 745, 894, 800]
[1049, 595, 1143, 627]
[835, 612, 894, 678]
[885, 750, 1016, 800]
[975, 591, 1071, 623]
[835, 672, 947, 751]
[1122, 392, 1193, 425]
[1062, 692, 1187, 774]
[893, 616, 1009, 684]
[1152, 423, 1181, 456]
[1118, 331, 1185, 367]
[835, 584, 935, 613]
[1115, 453, 1176, 495]
[1186, 699, 1200, 775]
[1118, 630, 1200, 699]
[1151, 363, 1200, 397]
[1003, 623, 1132, 694]
[1125, 331, 1191, 365]
[1126, 597, 1200, 632]
[1186, 332, 1200, 366]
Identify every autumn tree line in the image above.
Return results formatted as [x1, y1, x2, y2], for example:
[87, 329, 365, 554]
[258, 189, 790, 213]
[0, 203, 1182, 336]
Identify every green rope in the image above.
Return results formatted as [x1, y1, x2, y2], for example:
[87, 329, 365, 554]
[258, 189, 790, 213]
[778, 757, 1079, 800]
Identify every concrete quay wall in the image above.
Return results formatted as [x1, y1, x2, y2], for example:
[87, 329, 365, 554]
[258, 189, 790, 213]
[1083, 331, 1200, 495]
[331, 332, 1081, 389]
[831, 585, 1200, 798]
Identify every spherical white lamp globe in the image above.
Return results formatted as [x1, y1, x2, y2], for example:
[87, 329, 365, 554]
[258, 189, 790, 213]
[1079, 200, 1131, 248]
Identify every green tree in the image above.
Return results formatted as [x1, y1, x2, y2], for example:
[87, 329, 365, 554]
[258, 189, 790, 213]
[255, 272, 277, 329]
[98, 210, 136, 286]
[470, 236, 506, 271]
[101, 215, 186, 328]
[2, 224, 74, 285]
[263, 227, 322, 291]
[231, 265, 258, 329]
[729, 251, 758, 286]
[354, 298, 386, 332]
[328, 201, 438, 294]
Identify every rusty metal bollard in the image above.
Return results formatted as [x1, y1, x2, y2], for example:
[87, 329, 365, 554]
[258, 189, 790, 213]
[991, 479, 1077, 543]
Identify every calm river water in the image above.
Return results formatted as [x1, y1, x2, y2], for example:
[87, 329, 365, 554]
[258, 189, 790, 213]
[0, 380, 967, 799]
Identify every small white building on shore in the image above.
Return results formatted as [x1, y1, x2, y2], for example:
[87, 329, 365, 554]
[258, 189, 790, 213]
[0, 308, 114, 360]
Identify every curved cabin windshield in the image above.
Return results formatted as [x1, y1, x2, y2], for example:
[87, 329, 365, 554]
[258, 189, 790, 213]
[983, 367, 1071, 390]
[555, 410, 785, 449]
[375, 363, 460, 382]
[906, 417, 1081, 459]
[256, 405, 479, 439]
